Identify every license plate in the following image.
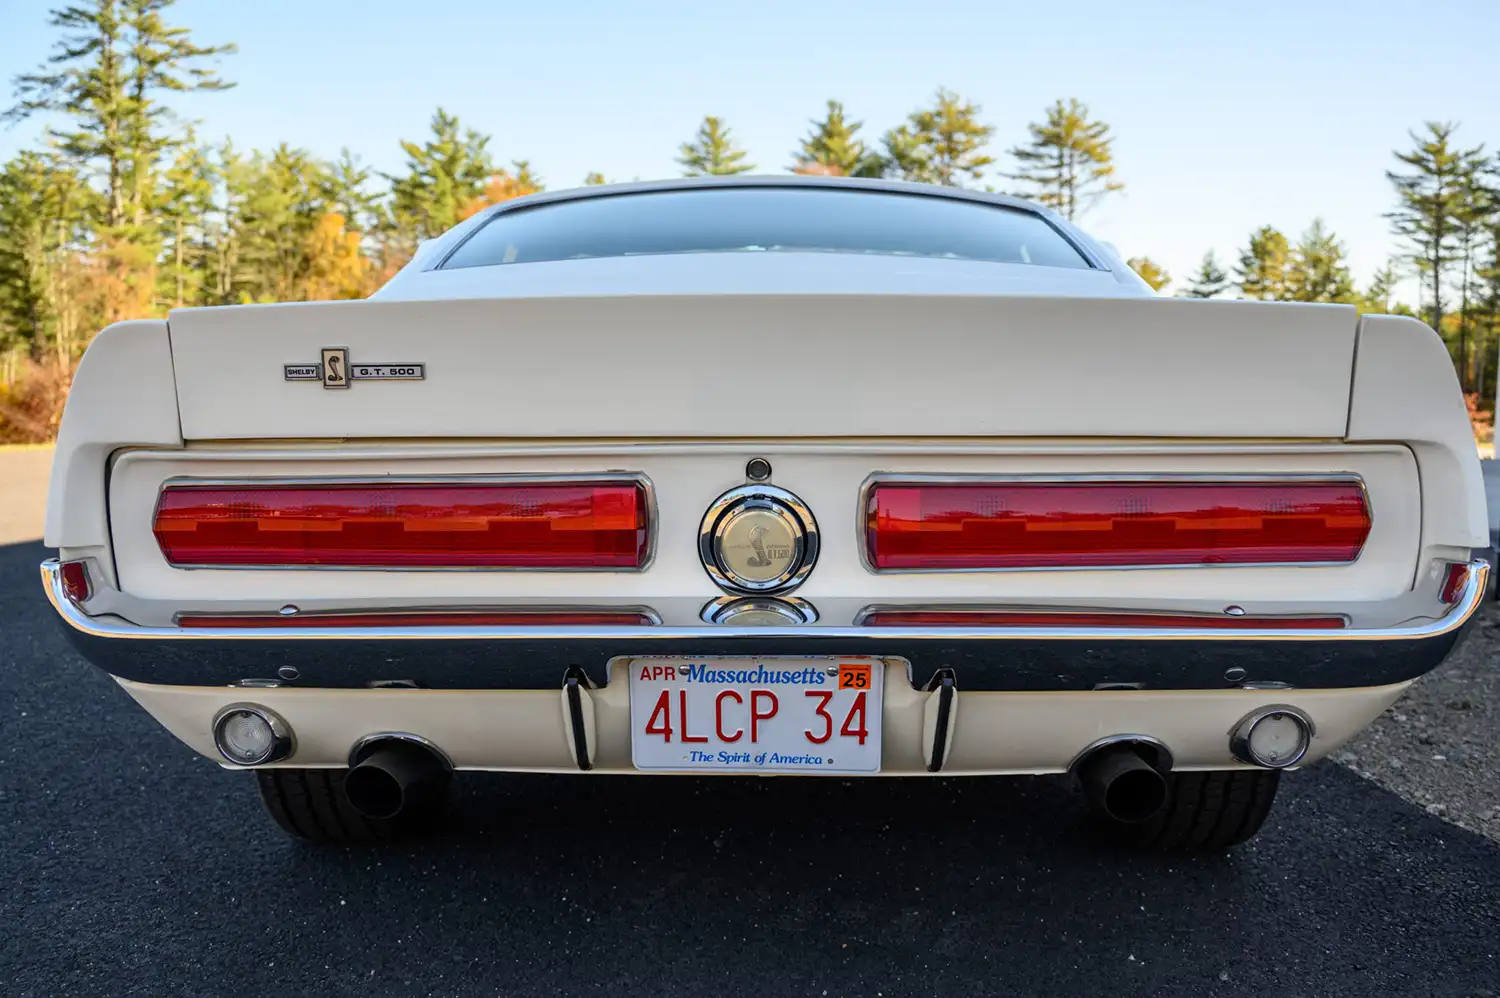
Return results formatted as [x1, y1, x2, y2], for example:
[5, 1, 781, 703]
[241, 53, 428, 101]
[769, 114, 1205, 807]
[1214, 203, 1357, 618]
[628, 657, 884, 774]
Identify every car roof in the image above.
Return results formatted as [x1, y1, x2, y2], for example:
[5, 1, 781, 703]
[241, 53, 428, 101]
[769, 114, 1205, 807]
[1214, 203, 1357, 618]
[378, 172, 1150, 298]
[471, 174, 1054, 221]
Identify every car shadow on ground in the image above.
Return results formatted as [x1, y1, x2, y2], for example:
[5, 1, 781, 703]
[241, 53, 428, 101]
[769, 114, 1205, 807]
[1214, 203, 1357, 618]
[5, 537, 1499, 997]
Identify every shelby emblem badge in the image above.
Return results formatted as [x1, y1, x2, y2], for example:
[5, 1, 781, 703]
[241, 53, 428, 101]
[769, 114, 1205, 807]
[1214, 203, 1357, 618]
[699, 484, 820, 595]
[284, 347, 424, 389]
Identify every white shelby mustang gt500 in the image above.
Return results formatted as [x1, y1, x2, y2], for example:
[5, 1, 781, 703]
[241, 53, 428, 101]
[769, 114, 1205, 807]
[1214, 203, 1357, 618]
[42, 176, 1488, 849]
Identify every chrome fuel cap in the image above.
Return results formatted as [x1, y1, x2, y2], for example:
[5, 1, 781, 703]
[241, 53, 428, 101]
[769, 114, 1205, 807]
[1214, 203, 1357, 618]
[699, 484, 819, 594]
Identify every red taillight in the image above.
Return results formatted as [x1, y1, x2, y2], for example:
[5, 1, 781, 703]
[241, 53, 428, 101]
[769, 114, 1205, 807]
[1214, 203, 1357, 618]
[864, 481, 1370, 571]
[1439, 562, 1470, 604]
[153, 481, 651, 569]
[176, 609, 656, 628]
[859, 610, 1346, 629]
[59, 560, 91, 604]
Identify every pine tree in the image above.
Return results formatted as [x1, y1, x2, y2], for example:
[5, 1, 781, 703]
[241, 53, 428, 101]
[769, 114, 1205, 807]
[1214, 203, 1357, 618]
[1126, 256, 1170, 292]
[880, 89, 993, 187]
[1179, 251, 1230, 298]
[119, 0, 235, 230]
[1360, 261, 1399, 314]
[0, 152, 96, 358]
[5, 0, 234, 232]
[7, 1, 129, 230]
[1386, 122, 1481, 334]
[793, 100, 879, 177]
[677, 116, 753, 176]
[878, 124, 932, 183]
[156, 140, 214, 307]
[1007, 98, 1123, 219]
[235, 144, 332, 302]
[203, 138, 251, 304]
[1451, 157, 1494, 390]
[321, 149, 377, 234]
[1235, 225, 1291, 300]
[1284, 219, 1356, 303]
[1472, 167, 1500, 400]
[387, 108, 494, 246]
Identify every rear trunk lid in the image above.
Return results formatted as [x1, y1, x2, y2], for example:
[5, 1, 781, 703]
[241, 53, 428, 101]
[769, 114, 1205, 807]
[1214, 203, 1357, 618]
[166, 294, 1358, 441]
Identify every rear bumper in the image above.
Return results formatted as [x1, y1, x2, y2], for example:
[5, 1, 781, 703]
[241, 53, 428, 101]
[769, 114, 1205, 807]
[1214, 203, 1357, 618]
[117, 673, 1412, 774]
[42, 559, 1488, 693]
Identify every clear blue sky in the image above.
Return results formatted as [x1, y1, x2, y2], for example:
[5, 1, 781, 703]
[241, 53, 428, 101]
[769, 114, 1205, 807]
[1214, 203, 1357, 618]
[3, 0, 1498, 296]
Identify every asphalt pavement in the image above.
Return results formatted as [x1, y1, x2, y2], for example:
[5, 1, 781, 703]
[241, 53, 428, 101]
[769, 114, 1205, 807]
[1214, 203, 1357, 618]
[5, 451, 1500, 995]
[3, 536, 1499, 997]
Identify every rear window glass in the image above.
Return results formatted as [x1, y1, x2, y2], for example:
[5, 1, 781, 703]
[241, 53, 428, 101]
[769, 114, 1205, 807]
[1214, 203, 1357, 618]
[439, 187, 1093, 271]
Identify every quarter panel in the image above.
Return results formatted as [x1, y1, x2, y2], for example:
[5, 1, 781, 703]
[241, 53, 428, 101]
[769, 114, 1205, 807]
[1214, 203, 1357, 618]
[1347, 314, 1488, 551]
[45, 320, 182, 572]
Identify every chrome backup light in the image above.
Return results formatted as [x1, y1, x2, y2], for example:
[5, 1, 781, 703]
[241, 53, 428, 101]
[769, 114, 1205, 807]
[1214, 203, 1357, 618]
[212, 704, 293, 766]
[1230, 706, 1312, 769]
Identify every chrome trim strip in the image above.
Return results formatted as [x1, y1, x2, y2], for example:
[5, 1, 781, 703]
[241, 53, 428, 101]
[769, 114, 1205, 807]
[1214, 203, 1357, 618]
[850, 604, 1353, 628]
[117, 441, 1409, 461]
[41, 559, 1486, 646]
[173, 604, 665, 626]
[1066, 734, 1174, 776]
[348, 732, 454, 771]
[151, 472, 659, 573]
[855, 472, 1372, 575]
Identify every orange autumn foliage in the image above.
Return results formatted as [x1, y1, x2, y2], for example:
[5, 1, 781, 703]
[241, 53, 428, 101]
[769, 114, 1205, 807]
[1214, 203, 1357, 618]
[301, 212, 374, 301]
[0, 357, 76, 443]
[86, 235, 157, 328]
[1464, 392, 1493, 445]
[792, 161, 847, 176]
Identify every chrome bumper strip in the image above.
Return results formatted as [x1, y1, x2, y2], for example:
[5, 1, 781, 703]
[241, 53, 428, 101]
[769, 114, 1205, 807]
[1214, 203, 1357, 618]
[42, 560, 1488, 693]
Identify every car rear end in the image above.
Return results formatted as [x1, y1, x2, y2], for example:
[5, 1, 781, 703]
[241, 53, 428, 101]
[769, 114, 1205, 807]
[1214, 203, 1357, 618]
[39, 181, 1489, 847]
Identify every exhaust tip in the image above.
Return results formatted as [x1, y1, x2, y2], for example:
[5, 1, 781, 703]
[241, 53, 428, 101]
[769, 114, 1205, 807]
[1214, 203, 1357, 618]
[1098, 764, 1168, 824]
[345, 763, 407, 820]
[1075, 738, 1172, 825]
[343, 735, 451, 821]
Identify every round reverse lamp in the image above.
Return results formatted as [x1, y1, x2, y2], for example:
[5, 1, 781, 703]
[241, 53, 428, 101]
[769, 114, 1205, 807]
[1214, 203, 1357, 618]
[212, 705, 293, 766]
[1231, 707, 1311, 769]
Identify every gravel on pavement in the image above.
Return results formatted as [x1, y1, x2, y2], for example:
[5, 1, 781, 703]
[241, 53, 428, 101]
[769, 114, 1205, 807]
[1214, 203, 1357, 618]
[1339, 602, 1500, 841]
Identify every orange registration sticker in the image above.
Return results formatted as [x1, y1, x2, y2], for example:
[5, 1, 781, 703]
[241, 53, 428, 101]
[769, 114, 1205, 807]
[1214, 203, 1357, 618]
[838, 662, 873, 691]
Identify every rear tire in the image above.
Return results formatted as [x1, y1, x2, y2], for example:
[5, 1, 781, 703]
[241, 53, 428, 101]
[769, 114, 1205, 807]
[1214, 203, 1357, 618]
[1099, 769, 1281, 851]
[255, 768, 447, 844]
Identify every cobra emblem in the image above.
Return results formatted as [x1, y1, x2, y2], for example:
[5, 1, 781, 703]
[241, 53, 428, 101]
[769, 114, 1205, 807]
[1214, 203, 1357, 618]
[746, 525, 772, 567]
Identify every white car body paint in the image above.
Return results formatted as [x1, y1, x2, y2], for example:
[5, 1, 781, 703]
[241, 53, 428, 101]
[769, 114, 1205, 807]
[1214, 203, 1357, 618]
[42, 176, 1487, 783]
[118, 674, 1412, 775]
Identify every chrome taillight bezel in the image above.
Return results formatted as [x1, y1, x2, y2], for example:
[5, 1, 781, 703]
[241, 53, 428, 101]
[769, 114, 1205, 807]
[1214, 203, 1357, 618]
[858, 473, 1371, 574]
[150, 473, 658, 572]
